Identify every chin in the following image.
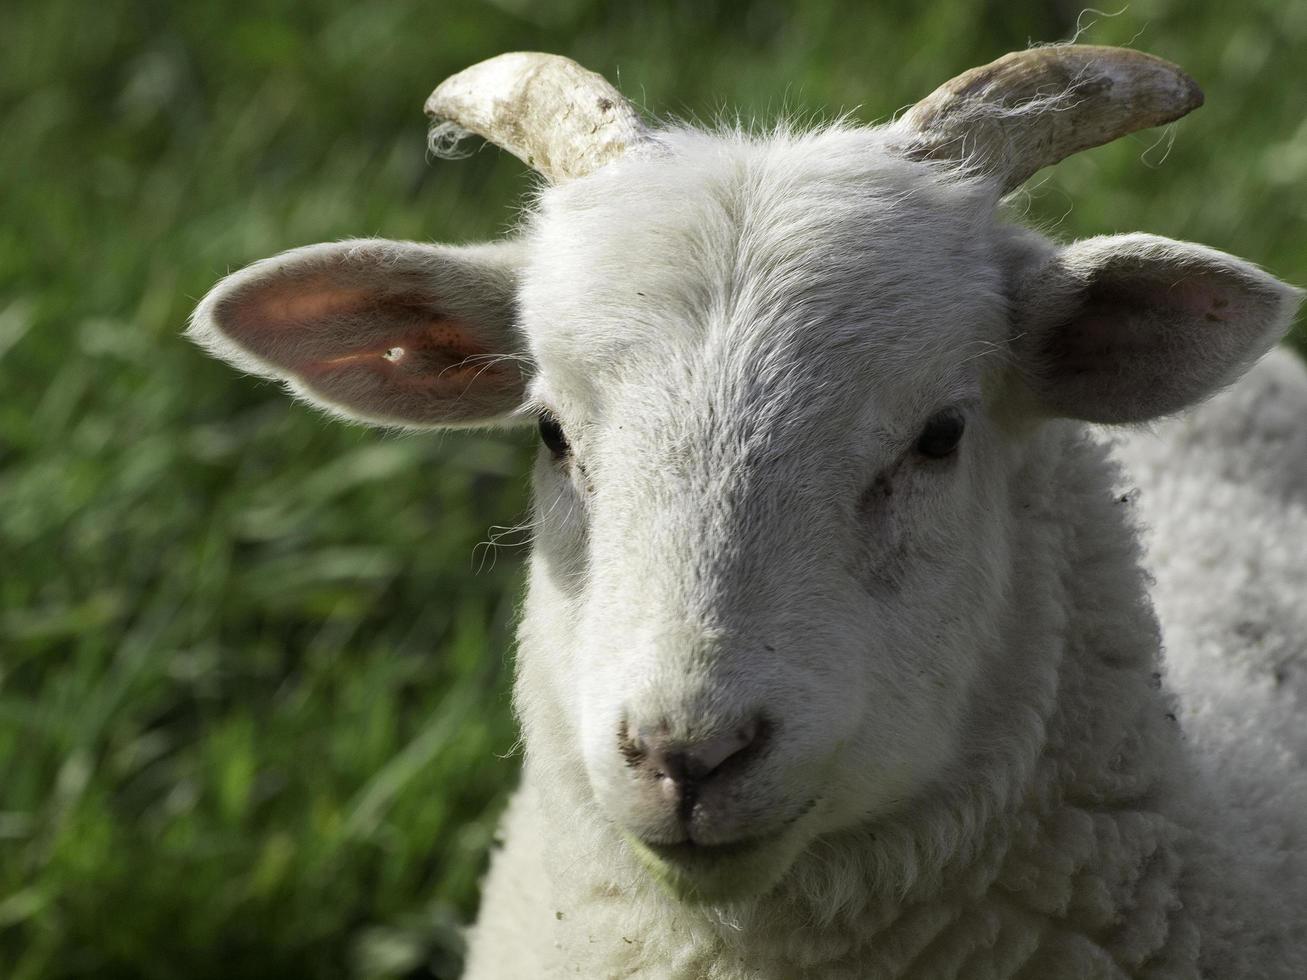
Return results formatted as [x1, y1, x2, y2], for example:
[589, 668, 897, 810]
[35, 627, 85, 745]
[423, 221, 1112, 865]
[621, 818, 817, 905]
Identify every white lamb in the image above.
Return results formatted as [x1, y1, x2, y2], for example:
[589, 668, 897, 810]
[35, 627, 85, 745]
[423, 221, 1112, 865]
[188, 47, 1306, 979]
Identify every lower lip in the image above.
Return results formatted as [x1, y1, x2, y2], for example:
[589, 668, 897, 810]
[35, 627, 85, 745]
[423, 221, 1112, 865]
[642, 835, 770, 863]
[622, 826, 807, 904]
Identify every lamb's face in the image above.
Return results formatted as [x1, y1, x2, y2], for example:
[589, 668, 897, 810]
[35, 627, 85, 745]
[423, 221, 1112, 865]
[190, 51, 1299, 912]
[517, 131, 1021, 900]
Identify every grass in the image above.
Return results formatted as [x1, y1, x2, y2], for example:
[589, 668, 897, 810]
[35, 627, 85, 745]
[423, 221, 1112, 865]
[1, 0, 1303, 977]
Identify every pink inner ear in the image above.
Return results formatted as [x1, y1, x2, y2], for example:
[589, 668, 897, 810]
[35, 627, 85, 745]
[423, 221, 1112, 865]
[1152, 278, 1234, 322]
[215, 275, 518, 423]
[300, 320, 506, 390]
[1060, 275, 1244, 371]
[257, 282, 377, 325]
[1092, 274, 1239, 326]
[221, 278, 494, 379]
[1033, 259, 1281, 423]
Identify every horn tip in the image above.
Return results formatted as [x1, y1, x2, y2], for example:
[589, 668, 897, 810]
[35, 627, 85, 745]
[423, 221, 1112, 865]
[1053, 44, 1205, 121]
[423, 51, 646, 183]
[424, 51, 544, 120]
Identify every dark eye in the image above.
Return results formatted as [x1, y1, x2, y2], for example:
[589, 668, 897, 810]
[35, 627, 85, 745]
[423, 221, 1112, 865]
[915, 407, 965, 459]
[538, 411, 570, 460]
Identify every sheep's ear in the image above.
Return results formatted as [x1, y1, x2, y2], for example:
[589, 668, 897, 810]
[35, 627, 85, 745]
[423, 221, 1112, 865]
[1008, 233, 1303, 423]
[188, 238, 527, 427]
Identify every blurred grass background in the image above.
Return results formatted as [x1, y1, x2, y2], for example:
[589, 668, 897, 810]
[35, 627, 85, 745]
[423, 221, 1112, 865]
[1, 0, 1303, 977]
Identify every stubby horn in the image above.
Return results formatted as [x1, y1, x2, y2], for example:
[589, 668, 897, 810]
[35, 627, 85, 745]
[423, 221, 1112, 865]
[894, 45, 1204, 192]
[425, 52, 648, 183]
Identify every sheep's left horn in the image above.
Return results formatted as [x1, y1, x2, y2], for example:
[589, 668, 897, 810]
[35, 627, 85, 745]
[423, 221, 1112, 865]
[893, 45, 1204, 192]
[425, 52, 648, 183]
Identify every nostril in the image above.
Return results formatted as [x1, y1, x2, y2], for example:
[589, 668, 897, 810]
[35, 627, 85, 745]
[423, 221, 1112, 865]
[617, 718, 648, 768]
[617, 715, 767, 793]
[675, 721, 759, 779]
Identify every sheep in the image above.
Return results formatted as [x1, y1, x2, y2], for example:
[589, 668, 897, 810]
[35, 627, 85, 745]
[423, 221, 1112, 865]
[188, 46, 1307, 979]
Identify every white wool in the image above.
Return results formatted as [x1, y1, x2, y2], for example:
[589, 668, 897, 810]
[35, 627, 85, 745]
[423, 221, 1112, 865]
[1111, 347, 1307, 759]
[459, 125, 1306, 979]
[1111, 347, 1307, 874]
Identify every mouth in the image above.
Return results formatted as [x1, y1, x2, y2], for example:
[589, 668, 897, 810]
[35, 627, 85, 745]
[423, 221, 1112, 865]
[620, 806, 818, 904]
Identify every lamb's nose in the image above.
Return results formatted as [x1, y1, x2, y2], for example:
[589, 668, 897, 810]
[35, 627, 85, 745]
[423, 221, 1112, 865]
[618, 717, 764, 802]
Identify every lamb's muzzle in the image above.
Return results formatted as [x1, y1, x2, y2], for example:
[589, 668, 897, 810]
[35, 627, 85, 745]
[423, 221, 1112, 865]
[618, 715, 765, 811]
[606, 704, 792, 853]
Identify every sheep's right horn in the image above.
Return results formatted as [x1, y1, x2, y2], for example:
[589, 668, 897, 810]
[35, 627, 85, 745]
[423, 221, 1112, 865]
[894, 45, 1204, 192]
[425, 52, 648, 184]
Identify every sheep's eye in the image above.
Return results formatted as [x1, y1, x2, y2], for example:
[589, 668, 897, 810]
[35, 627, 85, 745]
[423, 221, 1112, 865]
[538, 412, 570, 460]
[915, 408, 965, 459]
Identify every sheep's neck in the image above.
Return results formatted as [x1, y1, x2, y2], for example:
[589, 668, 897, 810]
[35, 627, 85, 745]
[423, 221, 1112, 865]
[737, 788, 1198, 979]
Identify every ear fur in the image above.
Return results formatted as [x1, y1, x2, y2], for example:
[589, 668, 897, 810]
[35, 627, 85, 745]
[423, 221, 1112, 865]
[188, 238, 527, 428]
[1008, 233, 1303, 424]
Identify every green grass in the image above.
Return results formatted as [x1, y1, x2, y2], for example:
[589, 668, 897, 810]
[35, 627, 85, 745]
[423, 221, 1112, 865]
[1, 0, 1303, 977]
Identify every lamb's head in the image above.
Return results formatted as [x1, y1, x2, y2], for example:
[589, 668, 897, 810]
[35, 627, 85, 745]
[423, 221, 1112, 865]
[189, 49, 1303, 904]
